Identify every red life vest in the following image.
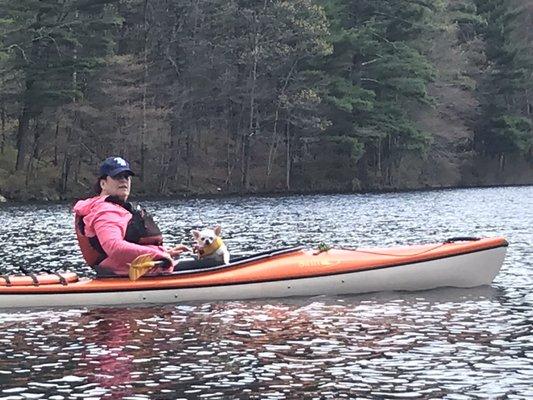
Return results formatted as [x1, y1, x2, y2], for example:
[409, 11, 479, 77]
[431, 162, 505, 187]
[75, 215, 106, 266]
[75, 197, 164, 266]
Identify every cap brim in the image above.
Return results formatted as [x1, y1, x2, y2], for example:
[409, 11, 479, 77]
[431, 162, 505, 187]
[108, 167, 135, 177]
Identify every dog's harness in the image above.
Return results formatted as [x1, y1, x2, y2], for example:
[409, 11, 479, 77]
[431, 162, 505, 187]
[196, 237, 224, 258]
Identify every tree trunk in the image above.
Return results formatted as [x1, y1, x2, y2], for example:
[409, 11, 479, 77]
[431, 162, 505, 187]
[15, 106, 31, 171]
[74, 116, 84, 184]
[0, 102, 5, 154]
[265, 107, 280, 189]
[285, 121, 291, 191]
[226, 101, 242, 187]
[60, 151, 72, 195]
[242, 14, 260, 192]
[241, 126, 251, 191]
[60, 110, 79, 194]
[266, 61, 297, 186]
[27, 117, 43, 178]
[53, 120, 59, 166]
[140, 0, 150, 181]
[526, 88, 531, 116]
[161, 118, 182, 194]
[242, 75, 257, 190]
[185, 128, 192, 189]
[377, 138, 382, 177]
[225, 118, 234, 186]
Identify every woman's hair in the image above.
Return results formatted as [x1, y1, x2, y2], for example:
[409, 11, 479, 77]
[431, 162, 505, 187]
[92, 176, 106, 195]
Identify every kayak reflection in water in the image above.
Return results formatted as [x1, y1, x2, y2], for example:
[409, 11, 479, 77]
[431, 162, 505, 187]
[73, 156, 191, 276]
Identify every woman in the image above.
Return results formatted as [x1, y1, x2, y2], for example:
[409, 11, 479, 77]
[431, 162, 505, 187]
[73, 156, 189, 276]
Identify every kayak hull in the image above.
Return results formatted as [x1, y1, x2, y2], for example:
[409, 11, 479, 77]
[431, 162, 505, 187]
[0, 238, 507, 309]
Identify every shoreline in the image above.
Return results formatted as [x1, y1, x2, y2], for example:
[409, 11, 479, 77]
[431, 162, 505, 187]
[1, 182, 531, 206]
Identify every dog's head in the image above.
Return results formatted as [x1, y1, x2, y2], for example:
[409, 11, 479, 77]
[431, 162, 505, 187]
[191, 225, 222, 248]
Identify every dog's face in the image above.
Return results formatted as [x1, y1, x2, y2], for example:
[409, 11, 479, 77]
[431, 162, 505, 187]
[191, 225, 222, 247]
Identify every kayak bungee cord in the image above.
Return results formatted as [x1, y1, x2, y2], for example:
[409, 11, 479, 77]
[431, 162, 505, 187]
[334, 237, 480, 258]
[342, 243, 447, 258]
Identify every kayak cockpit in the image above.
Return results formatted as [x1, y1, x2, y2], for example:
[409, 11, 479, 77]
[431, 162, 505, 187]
[94, 246, 306, 278]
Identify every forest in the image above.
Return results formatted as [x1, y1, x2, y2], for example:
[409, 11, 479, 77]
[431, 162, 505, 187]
[0, 0, 531, 201]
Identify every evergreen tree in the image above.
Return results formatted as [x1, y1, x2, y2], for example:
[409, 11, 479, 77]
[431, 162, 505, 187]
[318, 0, 439, 186]
[474, 0, 533, 163]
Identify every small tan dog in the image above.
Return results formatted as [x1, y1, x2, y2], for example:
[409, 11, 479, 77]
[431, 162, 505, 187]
[191, 225, 230, 264]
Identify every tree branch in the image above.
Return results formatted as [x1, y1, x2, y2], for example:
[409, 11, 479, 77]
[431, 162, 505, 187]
[3, 44, 28, 61]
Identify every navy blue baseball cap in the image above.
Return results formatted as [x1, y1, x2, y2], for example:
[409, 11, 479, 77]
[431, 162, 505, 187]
[99, 156, 135, 177]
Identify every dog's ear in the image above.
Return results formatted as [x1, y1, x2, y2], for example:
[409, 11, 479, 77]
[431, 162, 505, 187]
[191, 230, 201, 240]
[213, 225, 222, 236]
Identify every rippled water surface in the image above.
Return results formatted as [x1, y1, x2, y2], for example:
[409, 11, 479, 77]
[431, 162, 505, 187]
[0, 187, 531, 399]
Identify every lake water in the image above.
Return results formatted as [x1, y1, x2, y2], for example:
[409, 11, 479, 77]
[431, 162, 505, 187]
[0, 186, 531, 399]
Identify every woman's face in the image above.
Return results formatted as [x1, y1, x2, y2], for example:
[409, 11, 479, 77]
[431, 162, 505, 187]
[100, 173, 132, 201]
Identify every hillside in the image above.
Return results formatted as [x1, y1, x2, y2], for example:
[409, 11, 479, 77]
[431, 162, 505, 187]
[0, 0, 531, 201]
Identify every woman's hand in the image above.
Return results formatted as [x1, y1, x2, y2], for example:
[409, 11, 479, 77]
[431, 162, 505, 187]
[167, 244, 192, 258]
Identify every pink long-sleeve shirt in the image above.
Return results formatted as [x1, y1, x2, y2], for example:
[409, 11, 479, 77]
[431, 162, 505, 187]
[73, 196, 173, 276]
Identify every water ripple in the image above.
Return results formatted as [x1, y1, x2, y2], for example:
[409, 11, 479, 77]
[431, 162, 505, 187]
[0, 187, 531, 399]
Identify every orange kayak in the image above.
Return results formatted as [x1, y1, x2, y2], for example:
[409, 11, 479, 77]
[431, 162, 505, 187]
[0, 237, 508, 309]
